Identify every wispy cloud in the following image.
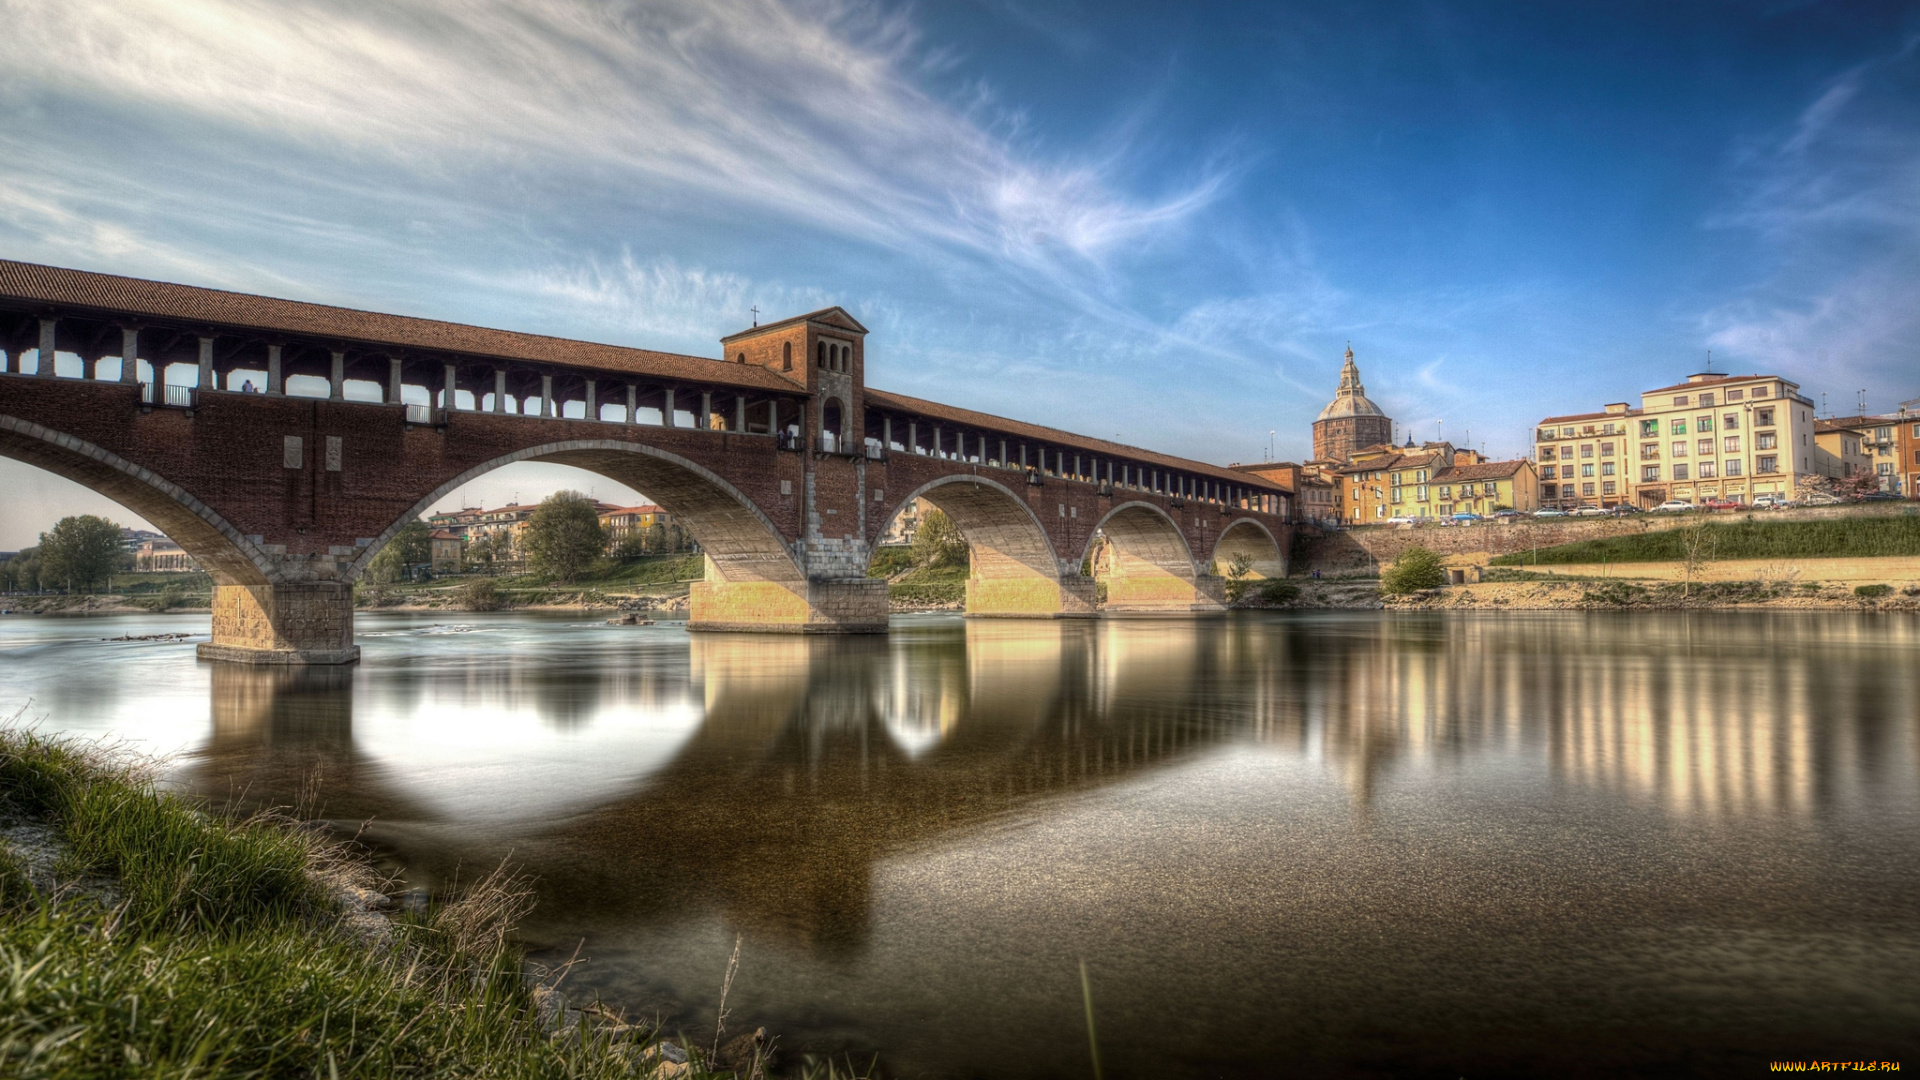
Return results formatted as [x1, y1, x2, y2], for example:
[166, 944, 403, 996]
[1702, 36, 1920, 407]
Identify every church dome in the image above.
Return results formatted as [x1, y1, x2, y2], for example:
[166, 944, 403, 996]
[1315, 346, 1387, 421]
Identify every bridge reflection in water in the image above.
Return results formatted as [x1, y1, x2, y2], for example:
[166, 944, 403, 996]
[176, 612, 1920, 1077]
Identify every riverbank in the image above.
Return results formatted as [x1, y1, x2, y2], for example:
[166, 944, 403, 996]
[0, 725, 827, 1079]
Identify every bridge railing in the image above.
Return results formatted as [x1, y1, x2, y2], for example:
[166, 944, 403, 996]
[139, 383, 196, 409]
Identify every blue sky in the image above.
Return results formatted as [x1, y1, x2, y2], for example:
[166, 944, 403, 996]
[3, 0, 1917, 546]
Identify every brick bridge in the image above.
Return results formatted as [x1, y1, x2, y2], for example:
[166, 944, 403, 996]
[0, 260, 1291, 664]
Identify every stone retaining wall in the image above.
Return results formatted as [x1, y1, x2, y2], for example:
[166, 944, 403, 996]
[1293, 502, 1919, 575]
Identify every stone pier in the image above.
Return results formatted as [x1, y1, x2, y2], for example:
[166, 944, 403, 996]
[199, 581, 360, 665]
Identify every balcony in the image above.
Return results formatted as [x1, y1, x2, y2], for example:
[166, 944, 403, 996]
[142, 383, 196, 410]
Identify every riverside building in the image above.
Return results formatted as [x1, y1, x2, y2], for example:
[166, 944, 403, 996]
[1535, 372, 1817, 509]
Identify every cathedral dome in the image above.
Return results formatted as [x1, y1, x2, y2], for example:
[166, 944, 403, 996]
[1315, 347, 1387, 421]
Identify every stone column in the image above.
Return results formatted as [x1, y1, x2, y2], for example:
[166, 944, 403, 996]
[909, 422, 918, 453]
[734, 394, 745, 432]
[627, 384, 638, 423]
[198, 336, 215, 392]
[119, 327, 139, 384]
[329, 350, 345, 401]
[200, 580, 359, 666]
[266, 344, 283, 396]
[36, 317, 56, 376]
[663, 388, 677, 427]
[768, 400, 778, 436]
[584, 378, 597, 420]
[540, 374, 553, 417]
[493, 369, 507, 413]
[883, 417, 892, 449]
[443, 364, 458, 411]
[387, 356, 403, 404]
[700, 390, 712, 430]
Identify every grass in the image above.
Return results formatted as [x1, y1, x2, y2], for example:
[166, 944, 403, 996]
[887, 562, 967, 605]
[1490, 513, 1920, 566]
[0, 724, 854, 1079]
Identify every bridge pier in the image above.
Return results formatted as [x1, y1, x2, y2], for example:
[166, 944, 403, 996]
[198, 581, 360, 665]
[1102, 573, 1227, 615]
[964, 575, 1099, 619]
[688, 576, 888, 633]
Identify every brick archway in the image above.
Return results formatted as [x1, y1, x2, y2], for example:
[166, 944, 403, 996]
[883, 475, 1095, 618]
[0, 413, 277, 587]
[1091, 500, 1218, 613]
[1208, 518, 1286, 580]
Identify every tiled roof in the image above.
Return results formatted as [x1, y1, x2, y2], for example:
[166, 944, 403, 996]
[1638, 374, 1794, 395]
[1334, 450, 1446, 475]
[1435, 459, 1531, 482]
[1536, 410, 1636, 425]
[862, 388, 1288, 492]
[0, 259, 799, 393]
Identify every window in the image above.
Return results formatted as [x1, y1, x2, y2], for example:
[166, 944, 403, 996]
[1697, 461, 1716, 478]
[1912, 424, 1920, 438]
[1538, 429, 1554, 442]
[1757, 409, 1775, 427]
[1542, 465, 1556, 479]
[1671, 418, 1688, 434]
[1673, 396, 1689, 406]
[1392, 472, 1404, 486]
[1561, 427, 1574, 437]
[1581, 464, 1595, 477]
[816, 342, 826, 368]
[1600, 442, 1615, 456]
[1751, 386, 1768, 398]
[1582, 483, 1596, 496]
[1723, 436, 1739, 453]
[1602, 481, 1616, 495]
[1540, 446, 1555, 460]
[1876, 426, 1893, 442]
[1642, 465, 1660, 482]
[1696, 415, 1714, 432]
[1416, 485, 1428, 501]
[1727, 389, 1744, 401]
[1878, 462, 1895, 476]
[1640, 419, 1659, 437]
[1724, 413, 1739, 430]
[1698, 393, 1715, 407]
[1725, 460, 1743, 476]
[1697, 438, 1715, 456]
[1543, 483, 1559, 498]
[1672, 441, 1688, 457]
[1439, 485, 1451, 499]
[1601, 462, 1616, 476]
[1581, 444, 1594, 458]
[1641, 443, 1660, 460]
[1757, 456, 1777, 473]
[1485, 482, 1499, 496]
[1673, 463, 1689, 480]
[1416, 470, 1428, 483]
[1391, 488, 1402, 504]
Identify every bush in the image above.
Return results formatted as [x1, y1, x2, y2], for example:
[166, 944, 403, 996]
[868, 546, 917, 578]
[460, 578, 502, 610]
[1257, 580, 1300, 604]
[911, 508, 969, 569]
[1490, 515, 1920, 566]
[1381, 547, 1447, 594]
[1854, 584, 1893, 598]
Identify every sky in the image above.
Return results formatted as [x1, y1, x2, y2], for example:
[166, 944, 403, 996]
[3, 0, 1918, 548]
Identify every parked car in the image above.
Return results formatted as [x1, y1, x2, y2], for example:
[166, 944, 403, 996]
[1571, 505, 1609, 517]
[1799, 492, 1843, 506]
[1384, 514, 1419, 525]
[1856, 491, 1900, 502]
[1451, 512, 1483, 524]
[1492, 509, 1519, 520]
[1533, 507, 1569, 518]
[1700, 498, 1741, 510]
[1751, 494, 1790, 509]
[1653, 500, 1697, 513]
[1611, 504, 1643, 515]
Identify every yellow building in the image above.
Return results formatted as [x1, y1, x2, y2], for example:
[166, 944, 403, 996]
[1338, 442, 1539, 522]
[1537, 372, 1818, 509]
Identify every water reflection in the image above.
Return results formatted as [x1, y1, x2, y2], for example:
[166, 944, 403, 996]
[15, 610, 1915, 1076]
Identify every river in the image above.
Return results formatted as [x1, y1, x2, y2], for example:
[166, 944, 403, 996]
[4, 610, 1918, 1077]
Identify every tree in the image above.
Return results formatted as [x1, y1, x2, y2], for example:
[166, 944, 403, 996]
[611, 529, 649, 561]
[645, 521, 668, 554]
[1679, 516, 1717, 599]
[1, 548, 41, 592]
[1222, 552, 1257, 604]
[366, 521, 433, 584]
[38, 515, 127, 591]
[1381, 546, 1447, 594]
[521, 490, 606, 582]
[912, 508, 968, 569]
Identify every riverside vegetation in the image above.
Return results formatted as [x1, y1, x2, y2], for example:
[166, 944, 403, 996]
[0, 723, 863, 1079]
[1488, 512, 1920, 566]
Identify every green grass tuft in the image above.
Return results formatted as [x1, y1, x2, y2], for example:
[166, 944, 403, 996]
[1491, 514, 1920, 566]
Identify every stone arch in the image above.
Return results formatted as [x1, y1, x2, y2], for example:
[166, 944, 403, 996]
[880, 475, 1093, 618]
[821, 397, 847, 451]
[351, 438, 804, 590]
[1208, 518, 1286, 580]
[0, 413, 276, 587]
[1089, 501, 1215, 613]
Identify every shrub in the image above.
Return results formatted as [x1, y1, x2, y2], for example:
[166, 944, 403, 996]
[1257, 580, 1300, 604]
[911, 508, 969, 569]
[459, 578, 502, 610]
[1381, 547, 1447, 594]
[1854, 584, 1892, 598]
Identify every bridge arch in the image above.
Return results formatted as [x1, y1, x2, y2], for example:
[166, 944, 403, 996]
[1208, 518, 1287, 581]
[0, 413, 276, 587]
[1089, 500, 1214, 613]
[354, 438, 806, 590]
[882, 474, 1093, 618]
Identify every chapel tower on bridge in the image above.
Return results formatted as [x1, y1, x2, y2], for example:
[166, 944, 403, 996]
[1311, 346, 1393, 463]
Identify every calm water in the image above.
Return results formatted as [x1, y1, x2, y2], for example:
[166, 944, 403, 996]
[5, 610, 1919, 1077]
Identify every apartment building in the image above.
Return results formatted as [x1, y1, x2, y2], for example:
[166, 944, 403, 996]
[1337, 441, 1539, 522]
[1818, 413, 1917, 496]
[1536, 373, 1816, 508]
